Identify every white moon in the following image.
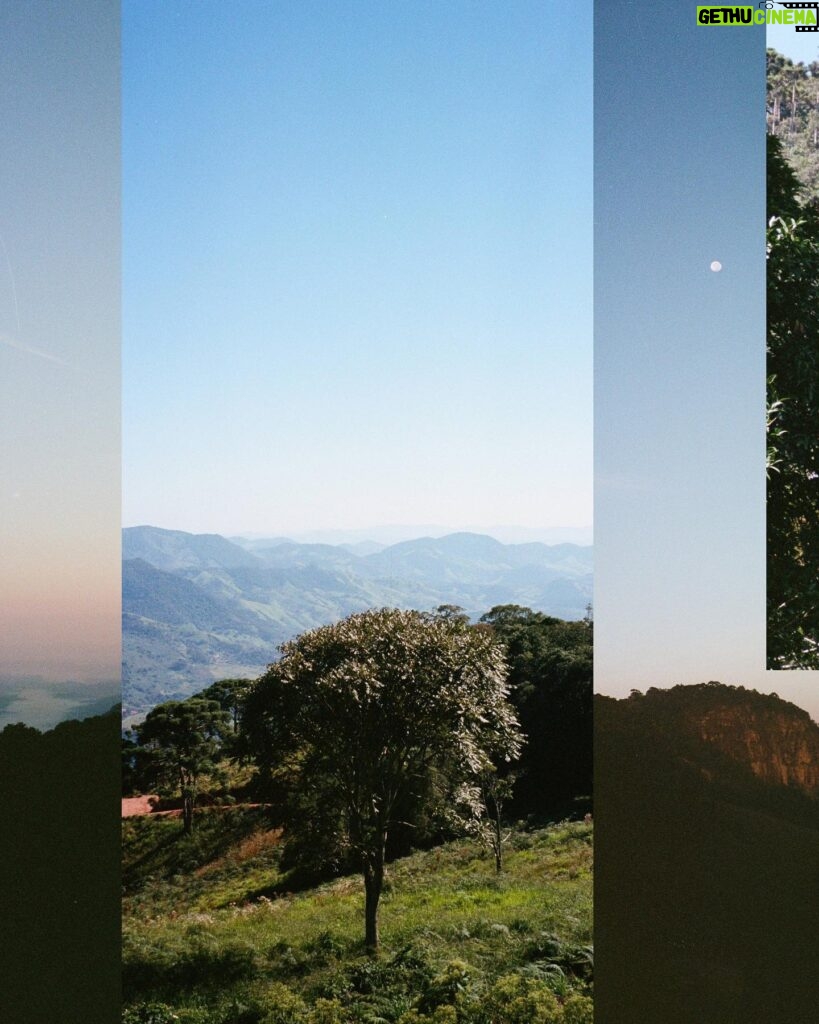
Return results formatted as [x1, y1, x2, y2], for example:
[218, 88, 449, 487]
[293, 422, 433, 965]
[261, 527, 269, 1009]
[710, 260, 722, 272]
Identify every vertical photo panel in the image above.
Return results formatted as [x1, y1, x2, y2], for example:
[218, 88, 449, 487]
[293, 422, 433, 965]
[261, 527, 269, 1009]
[766, 16, 819, 668]
[122, 3, 593, 1024]
[596, 3, 819, 1022]
[0, 2, 121, 1022]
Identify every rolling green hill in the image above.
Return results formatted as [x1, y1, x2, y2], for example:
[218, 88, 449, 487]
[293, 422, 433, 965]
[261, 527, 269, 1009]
[123, 812, 592, 1024]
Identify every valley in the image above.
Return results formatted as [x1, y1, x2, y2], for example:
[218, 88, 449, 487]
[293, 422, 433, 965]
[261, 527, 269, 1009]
[123, 526, 592, 719]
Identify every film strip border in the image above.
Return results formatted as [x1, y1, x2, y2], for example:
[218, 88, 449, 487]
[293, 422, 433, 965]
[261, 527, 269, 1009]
[780, 2, 819, 31]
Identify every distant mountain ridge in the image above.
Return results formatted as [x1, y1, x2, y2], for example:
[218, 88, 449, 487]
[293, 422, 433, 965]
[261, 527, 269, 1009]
[598, 682, 819, 797]
[123, 525, 592, 719]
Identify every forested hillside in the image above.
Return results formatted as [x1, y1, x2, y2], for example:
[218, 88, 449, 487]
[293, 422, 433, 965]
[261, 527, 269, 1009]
[767, 47, 819, 200]
[125, 605, 592, 827]
[767, 52, 819, 666]
[123, 527, 592, 717]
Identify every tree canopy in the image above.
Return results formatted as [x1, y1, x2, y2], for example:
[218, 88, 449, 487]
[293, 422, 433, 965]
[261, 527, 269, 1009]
[767, 48, 819, 204]
[241, 607, 522, 949]
[134, 698, 231, 832]
[479, 604, 592, 818]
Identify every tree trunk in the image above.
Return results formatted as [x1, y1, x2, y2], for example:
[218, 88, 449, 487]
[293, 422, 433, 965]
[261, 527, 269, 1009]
[363, 868, 380, 951]
[182, 792, 194, 834]
[363, 835, 387, 952]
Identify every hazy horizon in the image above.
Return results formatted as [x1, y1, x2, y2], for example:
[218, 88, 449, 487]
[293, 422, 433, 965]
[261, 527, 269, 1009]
[124, 521, 594, 547]
[0, 675, 119, 733]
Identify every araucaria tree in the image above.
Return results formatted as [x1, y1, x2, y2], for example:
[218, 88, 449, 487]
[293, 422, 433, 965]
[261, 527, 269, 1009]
[243, 608, 523, 950]
[135, 698, 230, 833]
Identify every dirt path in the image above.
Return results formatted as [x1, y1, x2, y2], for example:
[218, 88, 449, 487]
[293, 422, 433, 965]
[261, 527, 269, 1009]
[121, 796, 180, 818]
[122, 796, 263, 818]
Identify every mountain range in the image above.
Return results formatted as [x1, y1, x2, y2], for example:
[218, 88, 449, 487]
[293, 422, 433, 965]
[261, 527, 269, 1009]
[123, 526, 592, 719]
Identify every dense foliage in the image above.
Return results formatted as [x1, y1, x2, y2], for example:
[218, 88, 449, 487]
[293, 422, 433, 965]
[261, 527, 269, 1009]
[479, 606, 592, 821]
[767, 50, 819, 666]
[767, 48, 819, 202]
[767, 125, 819, 666]
[134, 698, 232, 832]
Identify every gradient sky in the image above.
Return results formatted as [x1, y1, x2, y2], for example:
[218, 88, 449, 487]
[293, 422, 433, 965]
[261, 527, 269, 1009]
[122, 0, 592, 538]
[0, 1, 120, 688]
[595, 0, 819, 721]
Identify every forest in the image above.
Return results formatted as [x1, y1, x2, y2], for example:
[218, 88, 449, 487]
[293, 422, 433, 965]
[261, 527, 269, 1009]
[122, 604, 593, 1024]
[767, 47, 819, 202]
[767, 48, 819, 666]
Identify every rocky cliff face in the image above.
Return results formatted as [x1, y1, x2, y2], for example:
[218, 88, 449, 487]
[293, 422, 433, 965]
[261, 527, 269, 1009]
[693, 703, 819, 795]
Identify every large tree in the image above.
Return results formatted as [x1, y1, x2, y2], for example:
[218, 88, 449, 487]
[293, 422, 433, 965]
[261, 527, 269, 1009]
[199, 677, 252, 733]
[242, 608, 522, 950]
[134, 698, 230, 832]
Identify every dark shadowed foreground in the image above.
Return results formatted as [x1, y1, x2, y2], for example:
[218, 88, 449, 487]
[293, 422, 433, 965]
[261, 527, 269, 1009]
[595, 684, 819, 1024]
[0, 708, 120, 1023]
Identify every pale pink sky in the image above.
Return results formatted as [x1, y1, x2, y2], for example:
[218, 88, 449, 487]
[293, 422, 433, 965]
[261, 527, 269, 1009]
[0, 3, 119, 687]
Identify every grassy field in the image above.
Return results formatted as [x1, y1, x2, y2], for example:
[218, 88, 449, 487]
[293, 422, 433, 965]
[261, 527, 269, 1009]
[123, 811, 593, 1024]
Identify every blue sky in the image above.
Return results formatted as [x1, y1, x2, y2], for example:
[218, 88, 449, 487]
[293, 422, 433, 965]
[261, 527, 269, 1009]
[595, 0, 819, 720]
[122, 0, 592, 537]
[768, 16, 819, 63]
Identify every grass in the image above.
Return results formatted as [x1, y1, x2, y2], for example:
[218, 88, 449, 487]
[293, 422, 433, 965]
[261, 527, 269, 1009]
[124, 808, 284, 915]
[123, 814, 592, 1023]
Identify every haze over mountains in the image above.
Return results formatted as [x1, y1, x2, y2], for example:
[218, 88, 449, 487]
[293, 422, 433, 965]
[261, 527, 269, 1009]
[0, 677, 119, 732]
[233, 524, 594, 547]
[123, 526, 592, 718]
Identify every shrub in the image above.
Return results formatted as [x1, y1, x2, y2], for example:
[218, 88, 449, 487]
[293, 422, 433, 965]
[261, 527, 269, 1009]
[123, 1005, 180, 1024]
[483, 974, 562, 1024]
[419, 959, 475, 1010]
[257, 982, 308, 1024]
[181, 939, 260, 988]
[397, 1009, 457, 1024]
[523, 934, 593, 983]
[562, 995, 593, 1024]
[175, 1011, 215, 1024]
[344, 944, 435, 999]
[304, 930, 345, 962]
[304, 999, 349, 1024]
